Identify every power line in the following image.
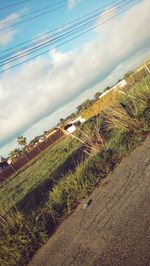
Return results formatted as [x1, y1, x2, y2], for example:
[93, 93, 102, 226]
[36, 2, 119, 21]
[0, 0, 133, 63]
[0, 0, 124, 62]
[0, 0, 65, 26]
[0, 0, 30, 11]
[0, 0, 136, 72]
[0, 0, 137, 74]
[0, 0, 121, 56]
[0, 0, 76, 32]
[0, 2, 133, 67]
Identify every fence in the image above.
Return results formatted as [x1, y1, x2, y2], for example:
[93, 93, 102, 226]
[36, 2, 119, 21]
[0, 128, 65, 182]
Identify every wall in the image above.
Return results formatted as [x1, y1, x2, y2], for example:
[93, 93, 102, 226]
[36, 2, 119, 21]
[0, 128, 65, 182]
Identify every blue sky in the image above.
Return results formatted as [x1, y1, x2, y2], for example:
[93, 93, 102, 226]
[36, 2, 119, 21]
[0, 0, 150, 156]
[0, 0, 113, 51]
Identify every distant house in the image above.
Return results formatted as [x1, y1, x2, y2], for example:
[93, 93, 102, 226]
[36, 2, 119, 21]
[7, 157, 12, 165]
[111, 79, 127, 90]
[39, 136, 45, 143]
[64, 124, 77, 134]
[99, 79, 127, 100]
[63, 116, 85, 134]
[0, 156, 8, 172]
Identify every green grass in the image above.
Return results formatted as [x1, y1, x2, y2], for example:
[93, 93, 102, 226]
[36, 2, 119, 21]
[0, 135, 82, 214]
[0, 75, 150, 266]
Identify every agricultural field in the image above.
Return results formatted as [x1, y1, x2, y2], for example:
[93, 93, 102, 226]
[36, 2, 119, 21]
[0, 75, 150, 266]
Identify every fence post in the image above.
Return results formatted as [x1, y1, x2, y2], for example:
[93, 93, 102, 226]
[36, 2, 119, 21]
[24, 154, 30, 162]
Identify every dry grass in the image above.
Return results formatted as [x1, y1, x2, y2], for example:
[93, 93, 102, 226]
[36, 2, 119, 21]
[81, 89, 121, 119]
[102, 105, 144, 133]
[0, 75, 149, 266]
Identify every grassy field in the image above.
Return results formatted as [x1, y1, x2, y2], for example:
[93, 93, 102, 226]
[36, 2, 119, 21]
[0, 136, 84, 213]
[0, 75, 150, 266]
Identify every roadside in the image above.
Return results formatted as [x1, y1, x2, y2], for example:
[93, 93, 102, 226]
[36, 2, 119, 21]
[29, 134, 150, 266]
[1, 77, 149, 266]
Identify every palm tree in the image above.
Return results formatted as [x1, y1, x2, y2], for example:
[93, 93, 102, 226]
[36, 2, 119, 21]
[17, 136, 27, 146]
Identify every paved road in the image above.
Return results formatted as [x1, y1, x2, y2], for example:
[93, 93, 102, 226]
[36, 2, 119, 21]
[29, 136, 150, 266]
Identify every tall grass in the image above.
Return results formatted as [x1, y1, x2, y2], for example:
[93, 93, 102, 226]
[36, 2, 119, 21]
[0, 76, 149, 266]
[102, 105, 144, 133]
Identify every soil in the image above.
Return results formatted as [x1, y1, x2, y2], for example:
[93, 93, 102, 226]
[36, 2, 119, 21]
[29, 135, 150, 266]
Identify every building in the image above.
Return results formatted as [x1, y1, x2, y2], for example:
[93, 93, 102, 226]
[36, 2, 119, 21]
[64, 124, 77, 134]
[63, 116, 86, 135]
[111, 79, 127, 90]
[99, 79, 127, 100]
[39, 136, 45, 143]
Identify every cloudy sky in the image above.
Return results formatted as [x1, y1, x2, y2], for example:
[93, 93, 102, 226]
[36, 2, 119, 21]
[0, 0, 150, 156]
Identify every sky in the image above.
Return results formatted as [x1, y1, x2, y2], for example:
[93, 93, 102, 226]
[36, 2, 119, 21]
[0, 0, 150, 157]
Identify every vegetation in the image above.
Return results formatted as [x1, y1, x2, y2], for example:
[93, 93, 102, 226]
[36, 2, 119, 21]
[17, 136, 27, 147]
[9, 148, 23, 161]
[0, 136, 81, 213]
[0, 71, 150, 266]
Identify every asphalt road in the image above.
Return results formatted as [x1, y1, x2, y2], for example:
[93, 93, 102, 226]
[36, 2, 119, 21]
[29, 135, 150, 266]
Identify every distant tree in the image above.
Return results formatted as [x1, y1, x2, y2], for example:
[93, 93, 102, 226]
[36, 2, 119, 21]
[17, 136, 27, 146]
[60, 118, 65, 124]
[117, 79, 122, 83]
[68, 113, 76, 119]
[29, 136, 40, 147]
[9, 148, 22, 161]
[82, 99, 91, 109]
[104, 86, 110, 92]
[76, 99, 93, 113]
[94, 92, 102, 100]
[124, 71, 134, 80]
[76, 104, 83, 113]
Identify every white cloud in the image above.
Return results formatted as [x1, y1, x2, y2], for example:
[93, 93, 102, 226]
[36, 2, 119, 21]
[94, 5, 118, 33]
[0, 30, 17, 46]
[0, 0, 150, 153]
[68, 0, 80, 10]
[1, 47, 150, 158]
[0, 11, 24, 46]
[0, 13, 20, 28]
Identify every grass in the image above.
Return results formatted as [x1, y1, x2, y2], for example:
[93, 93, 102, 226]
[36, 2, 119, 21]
[0, 75, 150, 266]
[81, 87, 121, 119]
[0, 135, 82, 213]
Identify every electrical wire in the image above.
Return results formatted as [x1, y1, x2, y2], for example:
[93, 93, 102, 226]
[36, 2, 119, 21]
[0, 0, 30, 11]
[0, 0, 136, 72]
[0, 0, 128, 63]
[0, 0, 121, 56]
[0, 0, 137, 74]
[0, 0, 66, 26]
[0, 0, 77, 32]
[0, 0, 134, 63]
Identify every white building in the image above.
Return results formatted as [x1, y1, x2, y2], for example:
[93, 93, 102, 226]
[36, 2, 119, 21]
[64, 124, 77, 134]
[99, 79, 127, 99]
[63, 116, 86, 135]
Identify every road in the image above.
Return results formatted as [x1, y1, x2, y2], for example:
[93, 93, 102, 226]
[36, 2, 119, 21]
[29, 135, 150, 266]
